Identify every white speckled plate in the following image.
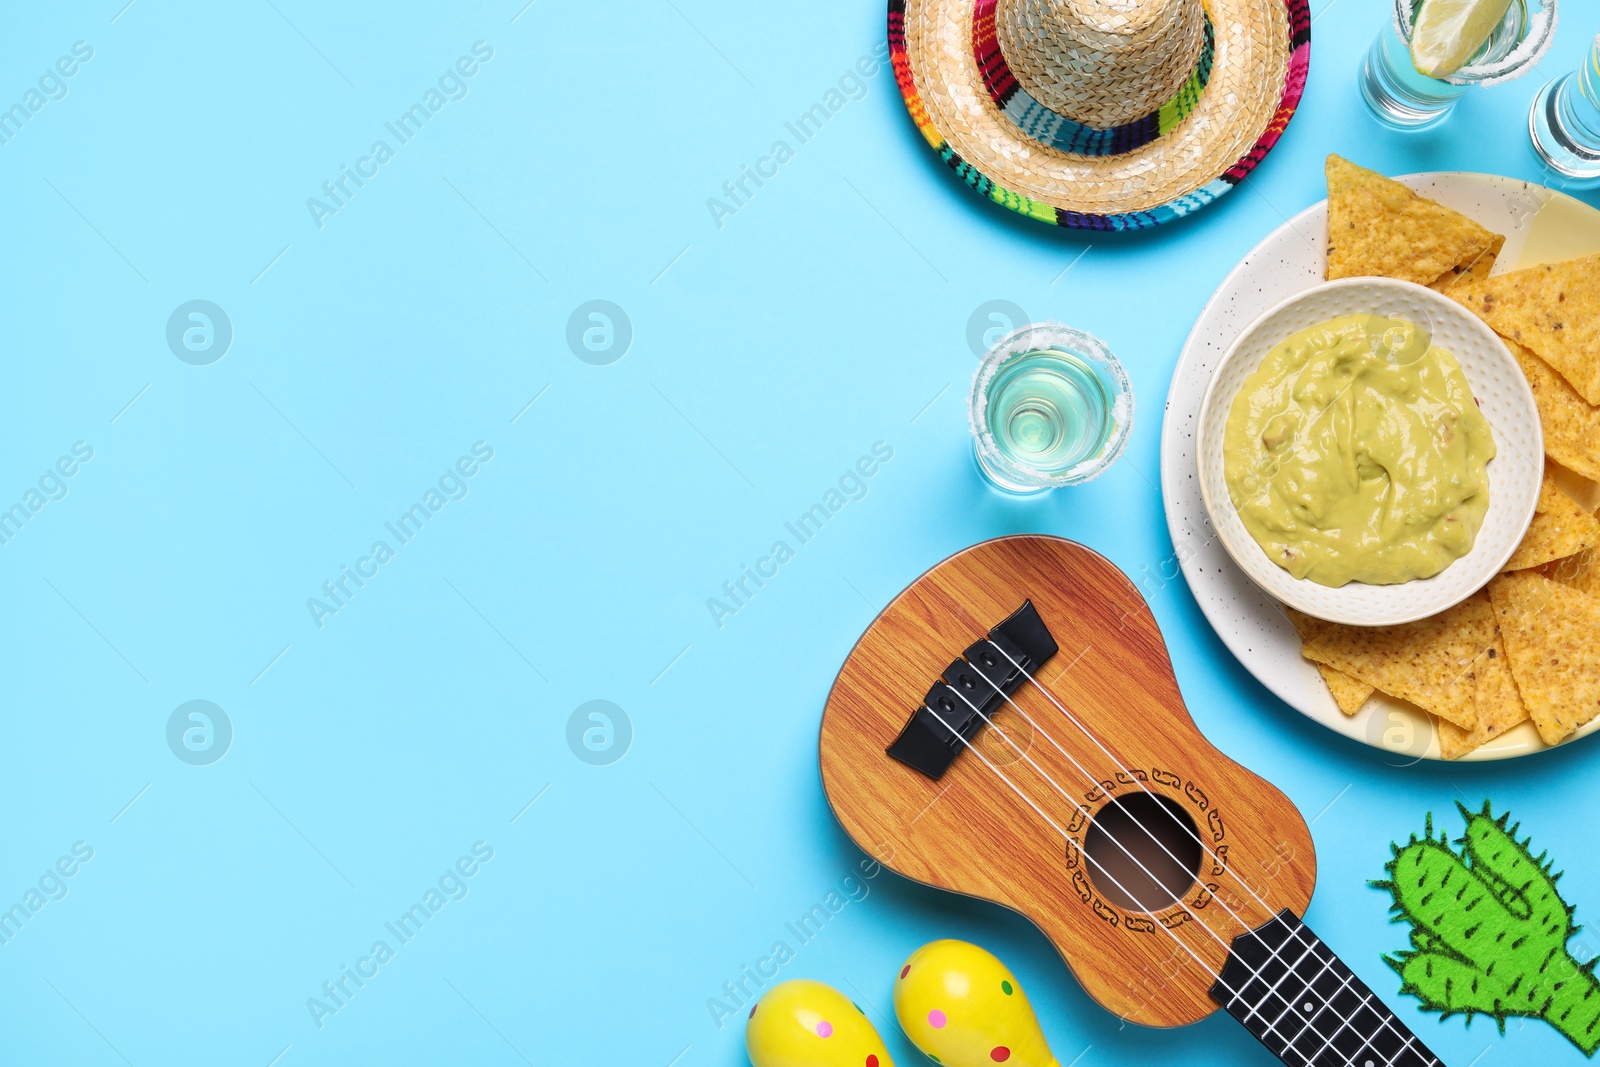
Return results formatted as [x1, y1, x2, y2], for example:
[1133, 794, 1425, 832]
[1160, 173, 1600, 762]
[1196, 277, 1543, 627]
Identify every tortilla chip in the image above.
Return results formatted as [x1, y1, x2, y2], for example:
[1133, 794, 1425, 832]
[1428, 235, 1504, 295]
[1453, 254, 1600, 405]
[1491, 339, 1600, 485]
[1325, 155, 1503, 286]
[1299, 593, 1494, 729]
[1488, 571, 1600, 744]
[1438, 633, 1529, 758]
[1550, 460, 1600, 513]
[1320, 663, 1376, 716]
[1541, 546, 1600, 599]
[1503, 465, 1600, 571]
[1283, 608, 1376, 714]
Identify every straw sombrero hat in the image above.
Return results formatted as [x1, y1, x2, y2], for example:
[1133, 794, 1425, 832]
[891, 0, 1310, 230]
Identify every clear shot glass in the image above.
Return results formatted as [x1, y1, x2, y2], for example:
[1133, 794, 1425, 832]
[1360, 0, 1557, 130]
[968, 323, 1133, 494]
[1530, 30, 1600, 188]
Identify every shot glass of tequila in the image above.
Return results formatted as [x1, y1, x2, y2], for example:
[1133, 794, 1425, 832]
[968, 323, 1133, 494]
[1360, 0, 1557, 130]
[1530, 30, 1600, 188]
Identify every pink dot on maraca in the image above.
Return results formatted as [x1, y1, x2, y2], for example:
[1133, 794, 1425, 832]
[866, 1057, 879, 1067]
[900, 965, 910, 979]
[817, 1021, 833, 1038]
[928, 1009, 947, 1028]
[991, 1047, 1011, 1062]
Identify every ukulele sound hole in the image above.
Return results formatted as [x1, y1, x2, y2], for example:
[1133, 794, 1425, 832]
[1082, 793, 1202, 913]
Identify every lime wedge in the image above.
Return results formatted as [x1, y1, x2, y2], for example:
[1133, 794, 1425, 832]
[1409, 0, 1515, 78]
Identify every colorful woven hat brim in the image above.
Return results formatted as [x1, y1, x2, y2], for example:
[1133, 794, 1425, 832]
[891, 0, 1310, 231]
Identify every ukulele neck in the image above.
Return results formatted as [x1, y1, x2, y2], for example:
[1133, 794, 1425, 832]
[1212, 910, 1441, 1067]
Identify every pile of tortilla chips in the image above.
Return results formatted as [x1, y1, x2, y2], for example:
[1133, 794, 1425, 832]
[1292, 155, 1600, 758]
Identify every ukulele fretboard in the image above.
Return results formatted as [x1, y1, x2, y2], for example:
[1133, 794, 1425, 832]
[1211, 909, 1441, 1067]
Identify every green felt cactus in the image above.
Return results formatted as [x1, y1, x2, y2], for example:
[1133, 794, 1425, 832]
[1373, 801, 1600, 1056]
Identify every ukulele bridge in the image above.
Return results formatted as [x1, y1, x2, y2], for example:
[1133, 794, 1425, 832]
[885, 600, 1059, 780]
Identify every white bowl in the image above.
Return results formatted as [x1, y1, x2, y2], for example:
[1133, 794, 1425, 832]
[1195, 277, 1544, 626]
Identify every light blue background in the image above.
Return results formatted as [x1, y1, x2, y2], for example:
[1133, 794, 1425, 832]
[2, 1, 1597, 1064]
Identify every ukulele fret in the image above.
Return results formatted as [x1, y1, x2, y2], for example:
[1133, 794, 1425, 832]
[1212, 910, 1440, 1067]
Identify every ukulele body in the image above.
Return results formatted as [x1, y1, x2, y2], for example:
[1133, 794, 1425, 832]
[818, 535, 1315, 1027]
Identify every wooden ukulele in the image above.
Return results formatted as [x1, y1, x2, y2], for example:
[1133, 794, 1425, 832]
[820, 536, 1443, 1066]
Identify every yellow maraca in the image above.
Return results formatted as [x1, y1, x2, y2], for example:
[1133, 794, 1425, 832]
[894, 941, 1059, 1067]
[746, 979, 897, 1067]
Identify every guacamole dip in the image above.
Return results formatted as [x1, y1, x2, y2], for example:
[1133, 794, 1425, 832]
[1223, 313, 1494, 587]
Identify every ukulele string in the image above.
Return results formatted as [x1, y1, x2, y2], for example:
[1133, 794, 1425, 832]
[976, 644, 1427, 1063]
[968, 686, 1372, 1054]
[916, 698, 1236, 998]
[962, 678, 1389, 1062]
[927, 691, 1402, 1067]
[922, 694, 1403, 1067]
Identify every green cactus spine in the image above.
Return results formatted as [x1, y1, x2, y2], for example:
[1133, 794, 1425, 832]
[1373, 801, 1600, 1055]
